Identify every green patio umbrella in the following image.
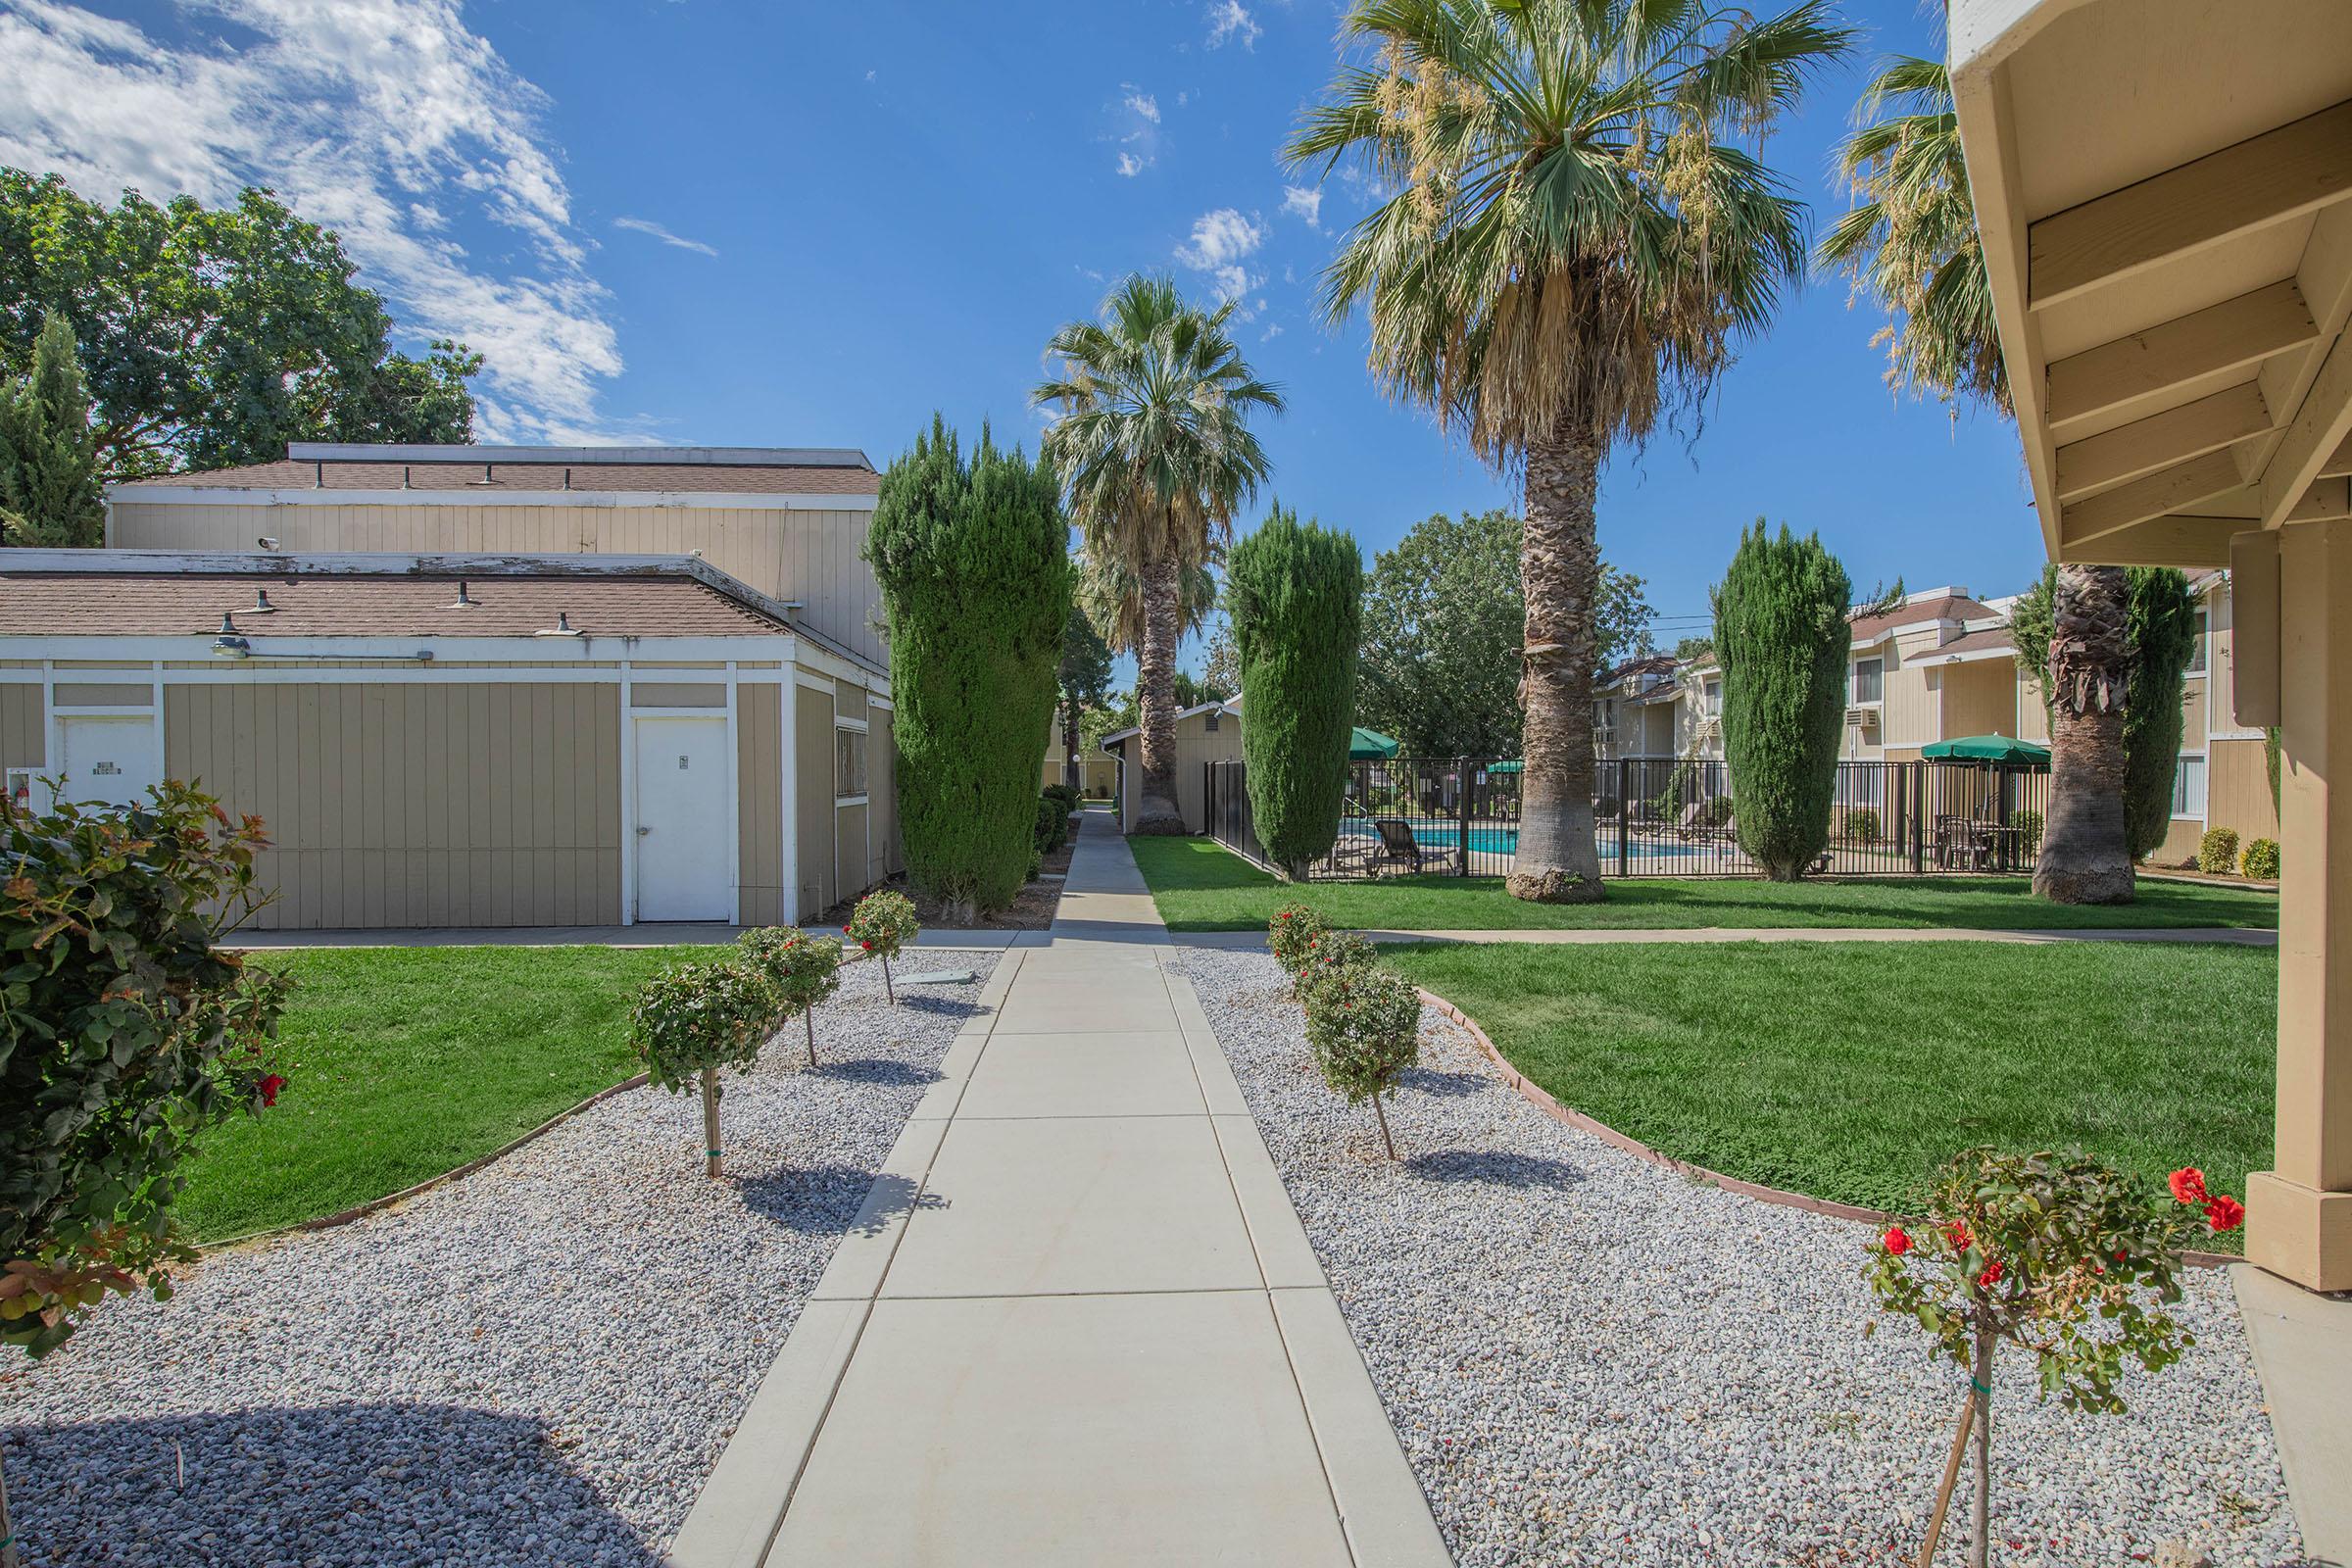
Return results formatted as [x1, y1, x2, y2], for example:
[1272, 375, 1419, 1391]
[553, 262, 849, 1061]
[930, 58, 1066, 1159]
[1486, 760, 1523, 774]
[1921, 734, 2052, 769]
[1349, 727, 1400, 760]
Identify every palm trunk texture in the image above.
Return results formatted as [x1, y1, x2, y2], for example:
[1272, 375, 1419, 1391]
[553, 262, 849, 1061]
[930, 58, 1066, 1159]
[1062, 705, 1083, 792]
[1507, 423, 1605, 903]
[2033, 564, 2135, 905]
[1132, 548, 1187, 834]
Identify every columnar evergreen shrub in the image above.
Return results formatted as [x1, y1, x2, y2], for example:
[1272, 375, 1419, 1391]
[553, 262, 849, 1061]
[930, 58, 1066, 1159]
[1712, 521, 1853, 880]
[2241, 838, 2280, 880]
[1, 310, 106, 549]
[1268, 903, 1329, 985]
[631, 959, 775, 1177]
[738, 926, 842, 1067]
[868, 416, 1070, 921]
[2196, 827, 2239, 875]
[2, 785, 290, 1357]
[1299, 961, 1422, 1159]
[846, 888, 920, 1004]
[2120, 569, 2199, 862]
[1228, 505, 1363, 878]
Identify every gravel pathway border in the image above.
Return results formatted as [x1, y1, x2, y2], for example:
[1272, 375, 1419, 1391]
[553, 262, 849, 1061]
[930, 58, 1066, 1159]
[0, 953, 997, 1568]
[1177, 947, 2308, 1568]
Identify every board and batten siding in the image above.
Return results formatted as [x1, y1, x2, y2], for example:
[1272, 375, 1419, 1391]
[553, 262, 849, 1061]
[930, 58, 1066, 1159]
[795, 683, 837, 917]
[165, 681, 622, 929]
[1, 684, 40, 771]
[108, 500, 884, 669]
[735, 682, 787, 926]
[868, 703, 900, 888]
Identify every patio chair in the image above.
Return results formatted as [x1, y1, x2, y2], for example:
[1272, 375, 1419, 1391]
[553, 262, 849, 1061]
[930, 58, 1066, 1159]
[1369, 816, 1425, 874]
[1670, 802, 1707, 839]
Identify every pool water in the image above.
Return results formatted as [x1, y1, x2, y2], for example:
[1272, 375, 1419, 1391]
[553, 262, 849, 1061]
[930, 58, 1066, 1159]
[1339, 822, 1706, 862]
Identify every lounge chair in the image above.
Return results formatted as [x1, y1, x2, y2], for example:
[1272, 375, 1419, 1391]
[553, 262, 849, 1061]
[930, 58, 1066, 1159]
[1670, 802, 1706, 839]
[1369, 816, 1424, 874]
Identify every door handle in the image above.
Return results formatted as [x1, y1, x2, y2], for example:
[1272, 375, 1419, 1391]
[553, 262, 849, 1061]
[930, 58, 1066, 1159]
[637, 826, 652, 836]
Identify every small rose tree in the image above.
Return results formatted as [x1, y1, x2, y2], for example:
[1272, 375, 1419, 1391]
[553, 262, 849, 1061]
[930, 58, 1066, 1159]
[1267, 903, 1330, 993]
[846, 888, 920, 1004]
[738, 925, 842, 1067]
[631, 959, 775, 1178]
[1866, 1149, 2243, 1568]
[1300, 960, 1421, 1159]
[1299, 928, 1376, 983]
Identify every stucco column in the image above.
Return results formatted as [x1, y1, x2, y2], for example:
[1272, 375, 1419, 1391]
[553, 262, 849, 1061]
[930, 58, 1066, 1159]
[2247, 520, 2352, 1292]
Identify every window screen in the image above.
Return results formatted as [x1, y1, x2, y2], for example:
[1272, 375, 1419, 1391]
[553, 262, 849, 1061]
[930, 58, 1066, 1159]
[836, 726, 868, 799]
[1852, 659, 1884, 704]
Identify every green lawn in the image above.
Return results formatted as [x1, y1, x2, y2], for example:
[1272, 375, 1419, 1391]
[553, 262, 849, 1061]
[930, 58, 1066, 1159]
[1131, 836, 2278, 932]
[1385, 940, 2275, 1247]
[177, 944, 708, 1242]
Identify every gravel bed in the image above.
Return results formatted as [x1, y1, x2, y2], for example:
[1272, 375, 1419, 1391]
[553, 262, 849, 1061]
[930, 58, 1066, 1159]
[1177, 947, 2307, 1568]
[0, 953, 995, 1568]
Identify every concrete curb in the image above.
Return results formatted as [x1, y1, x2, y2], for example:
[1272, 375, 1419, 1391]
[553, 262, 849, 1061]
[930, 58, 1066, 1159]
[1414, 986, 2240, 1270]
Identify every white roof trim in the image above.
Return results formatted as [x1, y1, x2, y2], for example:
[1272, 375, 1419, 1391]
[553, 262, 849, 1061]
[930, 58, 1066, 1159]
[1927, 644, 2020, 665]
[105, 484, 878, 513]
[1099, 699, 1237, 748]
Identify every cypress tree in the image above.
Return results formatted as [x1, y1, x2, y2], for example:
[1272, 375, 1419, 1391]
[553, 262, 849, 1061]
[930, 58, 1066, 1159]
[2119, 568, 2199, 862]
[1712, 519, 1852, 881]
[1228, 504, 1362, 878]
[0, 311, 105, 549]
[868, 416, 1069, 921]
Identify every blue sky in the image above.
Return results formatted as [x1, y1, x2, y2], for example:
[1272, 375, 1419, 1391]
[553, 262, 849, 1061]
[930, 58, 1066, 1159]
[1, 0, 2038, 658]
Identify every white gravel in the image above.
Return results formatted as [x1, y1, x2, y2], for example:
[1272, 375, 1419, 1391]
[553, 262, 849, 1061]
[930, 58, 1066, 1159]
[1177, 946, 2308, 1568]
[0, 953, 995, 1568]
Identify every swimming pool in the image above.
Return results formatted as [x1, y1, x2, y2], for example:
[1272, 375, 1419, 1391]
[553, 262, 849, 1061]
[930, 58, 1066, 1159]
[1338, 821, 1709, 863]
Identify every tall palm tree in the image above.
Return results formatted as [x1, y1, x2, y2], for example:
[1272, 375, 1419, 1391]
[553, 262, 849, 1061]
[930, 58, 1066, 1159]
[1075, 551, 1221, 662]
[1290, 0, 1852, 902]
[1036, 275, 1282, 833]
[1822, 54, 2132, 905]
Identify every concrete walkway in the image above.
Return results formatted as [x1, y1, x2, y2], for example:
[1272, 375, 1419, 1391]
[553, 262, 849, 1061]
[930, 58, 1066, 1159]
[1176, 924, 2278, 949]
[667, 823, 1449, 1568]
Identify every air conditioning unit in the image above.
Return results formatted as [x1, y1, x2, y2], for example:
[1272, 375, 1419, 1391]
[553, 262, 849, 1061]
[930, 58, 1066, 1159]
[1845, 706, 1881, 731]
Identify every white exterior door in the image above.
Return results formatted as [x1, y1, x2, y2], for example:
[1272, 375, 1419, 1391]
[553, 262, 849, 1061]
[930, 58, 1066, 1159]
[54, 715, 162, 810]
[633, 715, 732, 922]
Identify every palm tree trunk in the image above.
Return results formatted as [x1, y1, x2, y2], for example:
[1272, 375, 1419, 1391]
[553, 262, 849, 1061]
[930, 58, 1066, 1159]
[1508, 421, 1605, 903]
[2034, 564, 2134, 905]
[1132, 547, 1187, 834]
[1062, 702, 1084, 792]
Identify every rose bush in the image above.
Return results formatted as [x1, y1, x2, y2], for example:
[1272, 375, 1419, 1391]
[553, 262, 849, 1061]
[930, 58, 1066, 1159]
[1267, 903, 1329, 988]
[1866, 1148, 2243, 1567]
[737, 925, 842, 1067]
[845, 888, 920, 1004]
[630, 958, 776, 1177]
[1299, 959, 1421, 1159]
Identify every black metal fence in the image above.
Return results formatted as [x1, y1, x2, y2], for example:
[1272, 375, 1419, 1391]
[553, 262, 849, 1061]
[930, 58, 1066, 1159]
[1204, 756, 2051, 880]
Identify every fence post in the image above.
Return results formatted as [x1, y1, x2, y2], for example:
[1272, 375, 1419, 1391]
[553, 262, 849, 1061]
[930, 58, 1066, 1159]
[1457, 757, 1473, 876]
[1617, 758, 1631, 876]
[1912, 760, 1928, 873]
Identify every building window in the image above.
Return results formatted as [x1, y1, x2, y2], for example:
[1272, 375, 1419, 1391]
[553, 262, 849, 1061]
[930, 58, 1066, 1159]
[835, 724, 868, 801]
[2185, 611, 2207, 674]
[2172, 754, 2206, 818]
[1204, 710, 1220, 732]
[1702, 679, 1722, 716]
[1851, 658, 1884, 704]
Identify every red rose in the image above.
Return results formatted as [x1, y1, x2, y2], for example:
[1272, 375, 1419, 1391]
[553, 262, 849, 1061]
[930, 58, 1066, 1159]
[1977, 1259, 2004, 1289]
[1882, 1226, 1911, 1256]
[843, 924, 853, 934]
[2169, 1167, 2207, 1205]
[860, 939, 874, 951]
[1942, 1221, 1971, 1251]
[259, 1073, 286, 1107]
[2204, 1194, 2245, 1233]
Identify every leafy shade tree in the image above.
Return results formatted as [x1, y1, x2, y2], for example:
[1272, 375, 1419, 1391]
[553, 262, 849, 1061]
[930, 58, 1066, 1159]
[0, 311, 104, 547]
[1713, 521, 1853, 880]
[1358, 510, 1653, 758]
[1671, 634, 1715, 662]
[0, 171, 479, 477]
[868, 417, 1069, 920]
[1038, 276, 1281, 833]
[1200, 615, 1242, 698]
[1821, 55, 2134, 901]
[1056, 604, 1114, 790]
[1172, 669, 1231, 709]
[1228, 505, 1364, 876]
[2011, 565, 2197, 865]
[1293, 0, 1851, 901]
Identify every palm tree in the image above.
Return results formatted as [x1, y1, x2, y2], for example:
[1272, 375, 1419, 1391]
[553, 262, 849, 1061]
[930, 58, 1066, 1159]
[1822, 54, 2132, 905]
[1075, 551, 1221, 662]
[1036, 276, 1282, 833]
[1289, 0, 1852, 902]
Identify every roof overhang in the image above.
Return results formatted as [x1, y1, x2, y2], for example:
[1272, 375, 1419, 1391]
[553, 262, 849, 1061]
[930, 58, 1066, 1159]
[1951, 0, 2352, 569]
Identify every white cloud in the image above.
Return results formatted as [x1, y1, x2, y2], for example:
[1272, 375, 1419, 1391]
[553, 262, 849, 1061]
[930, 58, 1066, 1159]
[614, 216, 717, 257]
[1175, 207, 1267, 272]
[1280, 184, 1322, 229]
[1260, 322, 1283, 342]
[1123, 89, 1159, 123]
[0, 0, 638, 443]
[1114, 152, 1147, 177]
[1205, 1, 1260, 49]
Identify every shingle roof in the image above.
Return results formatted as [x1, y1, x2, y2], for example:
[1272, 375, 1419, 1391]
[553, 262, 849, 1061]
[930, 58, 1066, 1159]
[1924, 627, 2017, 661]
[1849, 594, 1999, 644]
[123, 459, 880, 497]
[0, 569, 792, 639]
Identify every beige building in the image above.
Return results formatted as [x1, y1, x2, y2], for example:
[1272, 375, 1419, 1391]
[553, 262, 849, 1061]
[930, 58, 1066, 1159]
[1950, 0, 2351, 1288]
[7, 443, 902, 930]
[1042, 722, 1120, 798]
[1099, 700, 1241, 831]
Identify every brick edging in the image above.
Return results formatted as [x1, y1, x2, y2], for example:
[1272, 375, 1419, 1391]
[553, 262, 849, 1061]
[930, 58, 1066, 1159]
[1413, 987, 2236, 1270]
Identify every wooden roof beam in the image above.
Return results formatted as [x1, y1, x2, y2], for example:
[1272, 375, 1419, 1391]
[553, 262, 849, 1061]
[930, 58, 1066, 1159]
[2044, 280, 2316, 435]
[2029, 99, 2352, 310]
[2058, 448, 2245, 551]
[2055, 513, 2243, 569]
[2324, 430, 2352, 478]
[2259, 330, 2352, 528]
[2054, 382, 2274, 501]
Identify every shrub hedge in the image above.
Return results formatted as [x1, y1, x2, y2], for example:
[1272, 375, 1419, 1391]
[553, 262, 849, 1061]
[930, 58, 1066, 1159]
[2240, 837, 2279, 880]
[2196, 827, 2239, 876]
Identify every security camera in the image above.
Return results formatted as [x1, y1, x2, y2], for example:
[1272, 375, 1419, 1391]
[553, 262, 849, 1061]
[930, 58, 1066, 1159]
[257, 536, 279, 550]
